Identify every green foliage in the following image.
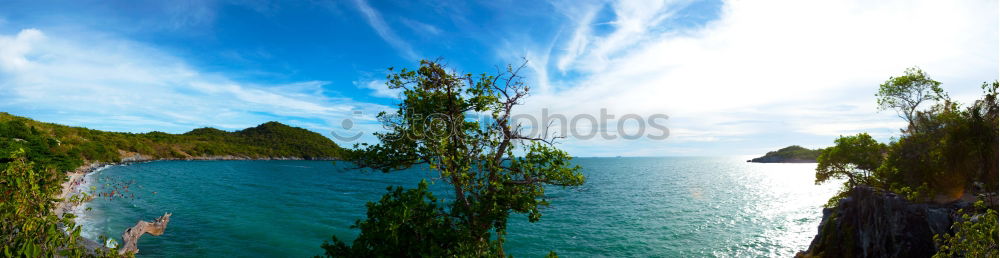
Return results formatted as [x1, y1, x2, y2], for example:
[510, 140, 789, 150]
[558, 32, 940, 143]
[234, 122, 343, 159]
[877, 67, 947, 131]
[815, 133, 886, 188]
[321, 181, 470, 257]
[0, 112, 343, 172]
[749, 145, 821, 162]
[0, 149, 122, 257]
[328, 60, 585, 256]
[893, 184, 933, 203]
[876, 81, 999, 201]
[817, 67, 998, 204]
[933, 201, 998, 258]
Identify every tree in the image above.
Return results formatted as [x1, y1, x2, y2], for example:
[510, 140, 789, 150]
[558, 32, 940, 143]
[0, 148, 93, 257]
[876, 67, 947, 132]
[320, 181, 463, 257]
[876, 81, 1000, 200]
[324, 60, 585, 256]
[815, 133, 886, 187]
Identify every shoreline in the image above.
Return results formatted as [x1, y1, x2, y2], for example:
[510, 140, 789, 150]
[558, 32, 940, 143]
[55, 162, 114, 218]
[53, 154, 337, 249]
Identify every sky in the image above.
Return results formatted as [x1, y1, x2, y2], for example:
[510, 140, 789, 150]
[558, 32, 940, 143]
[0, 0, 996, 157]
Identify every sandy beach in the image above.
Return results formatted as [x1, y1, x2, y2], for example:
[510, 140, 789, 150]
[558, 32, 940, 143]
[54, 163, 109, 218]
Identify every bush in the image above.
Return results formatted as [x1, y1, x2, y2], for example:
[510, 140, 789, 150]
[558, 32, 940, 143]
[0, 149, 86, 256]
[934, 201, 998, 258]
[320, 181, 472, 257]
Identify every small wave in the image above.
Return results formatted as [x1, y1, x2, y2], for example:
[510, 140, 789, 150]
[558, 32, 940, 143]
[74, 165, 115, 240]
[279, 165, 312, 169]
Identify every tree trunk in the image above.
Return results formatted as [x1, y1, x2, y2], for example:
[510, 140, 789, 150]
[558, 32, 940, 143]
[119, 213, 171, 255]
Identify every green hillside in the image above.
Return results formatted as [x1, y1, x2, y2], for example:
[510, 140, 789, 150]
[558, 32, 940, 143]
[0, 112, 344, 172]
[748, 145, 822, 163]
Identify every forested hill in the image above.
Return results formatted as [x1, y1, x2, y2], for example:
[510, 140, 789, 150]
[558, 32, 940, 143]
[0, 112, 344, 172]
[748, 145, 821, 163]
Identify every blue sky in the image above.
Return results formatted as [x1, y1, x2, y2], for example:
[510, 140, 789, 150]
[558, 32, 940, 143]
[0, 0, 997, 157]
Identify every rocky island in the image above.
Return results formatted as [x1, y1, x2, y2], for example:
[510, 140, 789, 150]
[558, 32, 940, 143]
[747, 145, 821, 163]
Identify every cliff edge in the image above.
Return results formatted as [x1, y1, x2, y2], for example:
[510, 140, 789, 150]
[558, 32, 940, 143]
[796, 186, 968, 257]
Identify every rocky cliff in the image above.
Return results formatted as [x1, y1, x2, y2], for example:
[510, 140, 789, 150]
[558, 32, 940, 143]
[796, 186, 968, 257]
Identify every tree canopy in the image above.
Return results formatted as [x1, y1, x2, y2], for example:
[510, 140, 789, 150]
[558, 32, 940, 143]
[818, 69, 997, 200]
[815, 133, 886, 187]
[876, 67, 946, 132]
[323, 60, 585, 257]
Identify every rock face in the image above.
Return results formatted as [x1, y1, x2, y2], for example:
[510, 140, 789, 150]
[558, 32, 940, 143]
[119, 213, 172, 255]
[797, 186, 963, 258]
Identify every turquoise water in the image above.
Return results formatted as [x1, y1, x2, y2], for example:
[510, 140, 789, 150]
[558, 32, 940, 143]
[76, 157, 841, 257]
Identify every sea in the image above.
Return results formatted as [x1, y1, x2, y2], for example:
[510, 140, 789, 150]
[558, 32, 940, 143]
[74, 157, 842, 257]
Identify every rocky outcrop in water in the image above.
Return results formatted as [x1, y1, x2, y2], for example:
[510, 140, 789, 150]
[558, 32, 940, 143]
[119, 213, 172, 255]
[796, 186, 966, 258]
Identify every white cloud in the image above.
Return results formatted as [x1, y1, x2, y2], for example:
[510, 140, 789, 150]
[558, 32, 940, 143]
[504, 0, 998, 155]
[351, 0, 419, 60]
[0, 28, 43, 71]
[0, 28, 389, 144]
[400, 17, 442, 36]
[356, 79, 401, 99]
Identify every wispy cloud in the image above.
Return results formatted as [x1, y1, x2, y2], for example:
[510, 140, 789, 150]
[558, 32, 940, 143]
[399, 17, 442, 36]
[555, 6, 599, 72]
[351, 0, 419, 60]
[0, 28, 389, 142]
[159, 0, 218, 31]
[356, 79, 401, 99]
[555, 0, 681, 73]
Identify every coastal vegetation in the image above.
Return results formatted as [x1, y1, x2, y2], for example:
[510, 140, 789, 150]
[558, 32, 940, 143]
[934, 201, 999, 258]
[815, 68, 997, 201]
[0, 149, 98, 257]
[806, 68, 998, 257]
[0, 112, 343, 172]
[814, 133, 885, 188]
[321, 60, 585, 257]
[748, 145, 822, 163]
